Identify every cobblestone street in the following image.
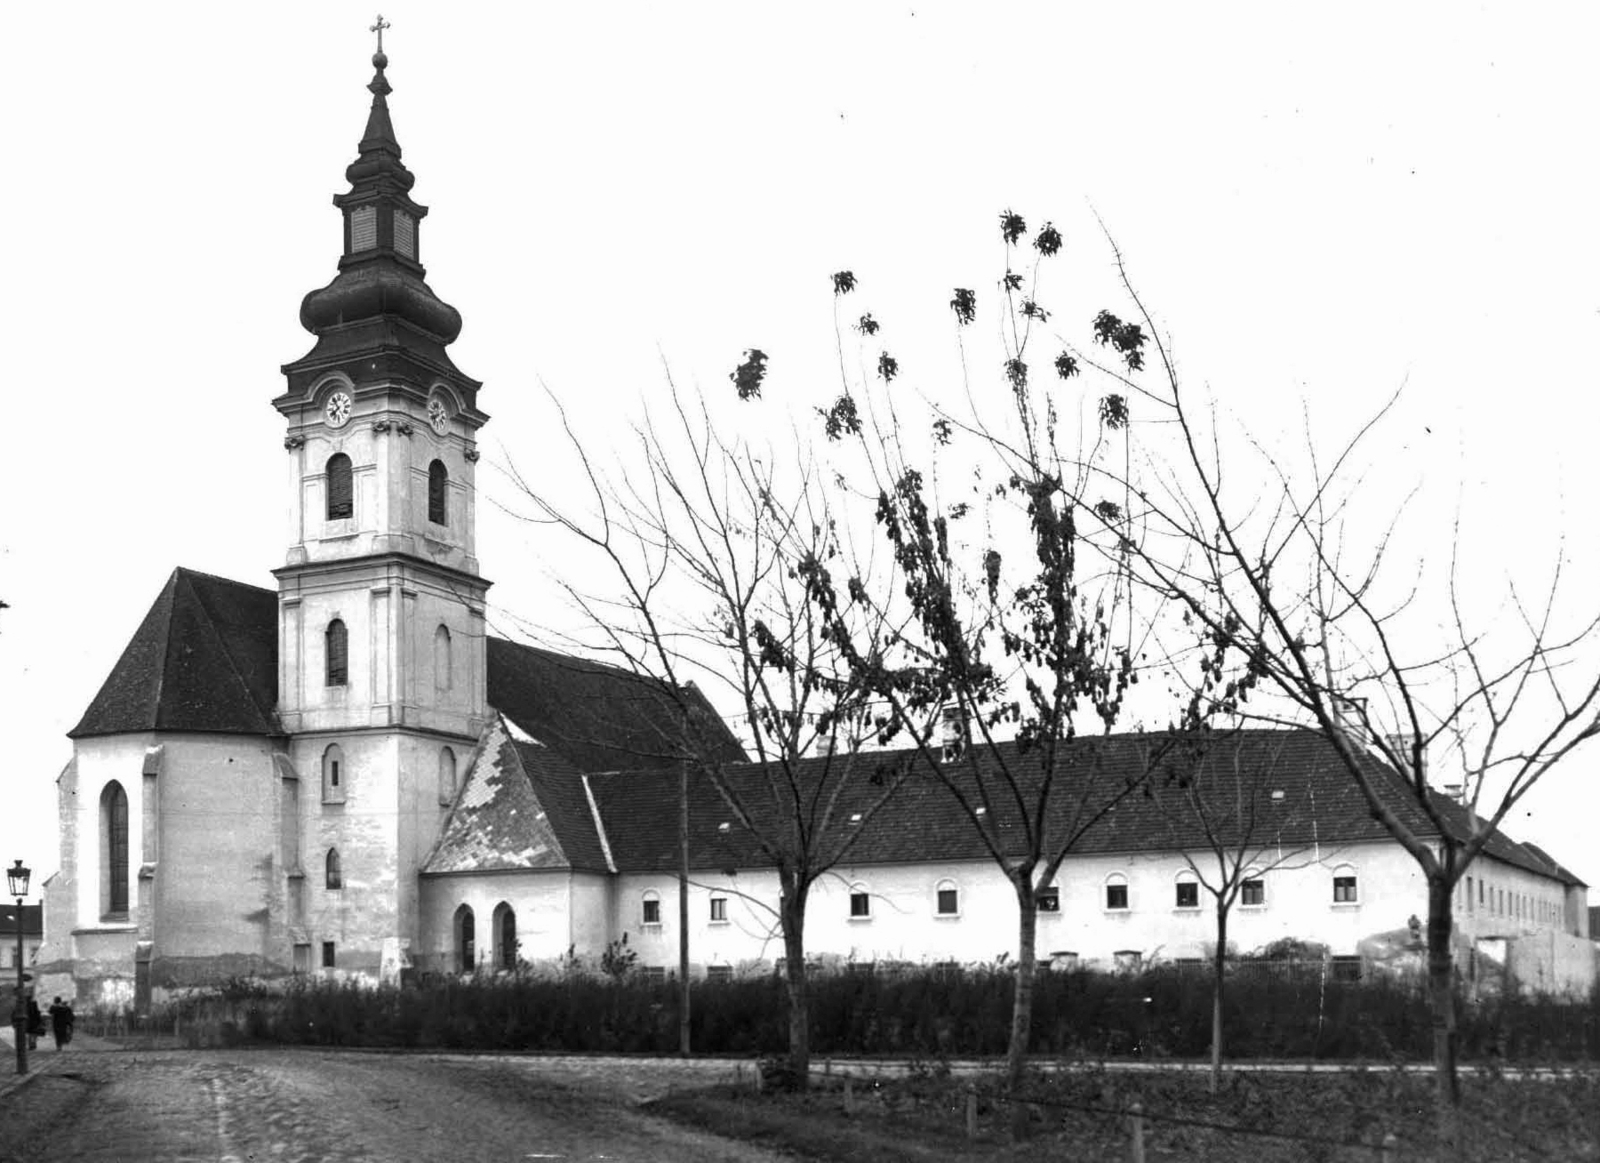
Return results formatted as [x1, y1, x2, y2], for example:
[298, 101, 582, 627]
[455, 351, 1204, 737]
[0, 1041, 784, 1162]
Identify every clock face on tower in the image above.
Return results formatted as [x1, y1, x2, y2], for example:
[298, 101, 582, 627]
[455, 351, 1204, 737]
[324, 391, 353, 429]
[427, 398, 450, 435]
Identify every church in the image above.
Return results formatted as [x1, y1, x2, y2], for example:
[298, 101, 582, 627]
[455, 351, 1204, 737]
[35, 44, 1594, 1009]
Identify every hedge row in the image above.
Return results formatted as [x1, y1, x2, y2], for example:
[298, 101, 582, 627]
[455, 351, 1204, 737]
[169, 966, 1600, 1061]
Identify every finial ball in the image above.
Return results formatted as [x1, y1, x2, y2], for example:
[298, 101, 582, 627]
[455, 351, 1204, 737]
[372, 50, 389, 70]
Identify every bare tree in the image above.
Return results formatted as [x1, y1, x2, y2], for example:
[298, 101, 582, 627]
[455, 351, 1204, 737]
[508, 378, 903, 1088]
[1066, 237, 1600, 1149]
[1146, 730, 1331, 1091]
[802, 218, 1167, 1134]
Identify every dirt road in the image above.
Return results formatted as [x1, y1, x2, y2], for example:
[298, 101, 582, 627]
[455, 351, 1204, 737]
[0, 1049, 785, 1162]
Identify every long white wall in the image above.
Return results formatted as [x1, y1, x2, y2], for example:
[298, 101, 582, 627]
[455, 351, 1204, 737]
[605, 840, 1432, 974]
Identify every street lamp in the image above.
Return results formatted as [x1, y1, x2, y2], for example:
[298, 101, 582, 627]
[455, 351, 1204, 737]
[9, 860, 30, 1075]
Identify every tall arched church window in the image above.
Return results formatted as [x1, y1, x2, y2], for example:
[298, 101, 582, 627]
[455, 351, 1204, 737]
[493, 902, 517, 971]
[325, 848, 342, 890]
[326, 453, 353, 520]
[455, 905, 476, 973]
[326, 619, 348, 687]
[322, 743, 346, 805]
[100, 781, 129, 919]
[428, 460, 448, 526]
[438, 746, 457, 806]
[433, 625, 452, 693]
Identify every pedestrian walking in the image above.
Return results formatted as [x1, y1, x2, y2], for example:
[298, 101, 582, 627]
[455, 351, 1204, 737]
[48, 997, 74, 1050]
[25, 995, 43, 1051]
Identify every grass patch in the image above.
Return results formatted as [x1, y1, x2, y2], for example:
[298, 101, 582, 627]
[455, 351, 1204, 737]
[648, 1068, 1600, 1162]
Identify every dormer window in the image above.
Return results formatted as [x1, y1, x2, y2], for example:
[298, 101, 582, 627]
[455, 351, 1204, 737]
[394, 211, 415, 258]
[350, 206, 377, 252]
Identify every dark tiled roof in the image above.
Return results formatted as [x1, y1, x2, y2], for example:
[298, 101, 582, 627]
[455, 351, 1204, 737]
[1518, 843, 1588, 889]
[0, 904, 43, 935]
[486, 638, 745, 774]
[70, 570, 745, 777]
[589, 730, 1581, 886]
[70, 568, 280, 739]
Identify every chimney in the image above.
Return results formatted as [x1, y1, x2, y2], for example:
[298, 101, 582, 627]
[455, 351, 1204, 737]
[1384, 732, 1428, 781]
[1331, 695, 1371, 749]
[940, 705, 966, 763]
[815, 737, 835, 758]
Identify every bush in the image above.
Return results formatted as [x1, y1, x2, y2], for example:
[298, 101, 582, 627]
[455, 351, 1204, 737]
[137, 964, 1600, 1061]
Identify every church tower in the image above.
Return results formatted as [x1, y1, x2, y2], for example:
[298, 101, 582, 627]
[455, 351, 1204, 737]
[271, 39, 489, 976]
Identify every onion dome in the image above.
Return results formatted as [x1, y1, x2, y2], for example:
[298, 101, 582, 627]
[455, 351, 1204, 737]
[298, 50, 463, 345]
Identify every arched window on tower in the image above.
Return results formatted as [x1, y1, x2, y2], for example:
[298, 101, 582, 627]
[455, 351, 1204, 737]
[100, 781, 129, 920]
[428, 460, 448, 526]
[455, 904, 476, 974]
[325, 848, 342, 890]
[493, 902, 517, 971]
[326, 453, 353, 521]
[322, 743, 346, 805]
[326, 619, 348, 687]
[434, 625, 452, 693]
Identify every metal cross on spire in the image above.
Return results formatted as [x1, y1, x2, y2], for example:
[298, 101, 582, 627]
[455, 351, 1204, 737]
[370, 14, 390, 54]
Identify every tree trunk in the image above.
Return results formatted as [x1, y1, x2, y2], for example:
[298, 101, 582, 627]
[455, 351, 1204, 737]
[1210, 904, 1228, 1094]
[780, 881, 812, 1092]
[1427, 875, 1461, 1151]
[1006, 880, 1039, 1141]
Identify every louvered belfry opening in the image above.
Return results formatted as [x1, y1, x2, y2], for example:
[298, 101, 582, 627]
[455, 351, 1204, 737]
[428, 459, 448, 525]
[326, 619, 349, 686]
[326, 453, 354, 520]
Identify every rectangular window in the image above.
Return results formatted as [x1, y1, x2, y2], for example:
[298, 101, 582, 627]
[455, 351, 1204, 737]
[1175, 882, 1199, 909]
[706, 965, 733, 983]
[393, 211, 415, 258]
[849, 892, 871, 919]
[641, 966, 667, 984]
[709, 897, 727, 923]
[350, 205, 377, 251]
[1333, 876, 1358, 903]
[1467, 875, 1474, 913]
[321, 941, 336, 969]
[1106, 883, 1129, 910]
[642, 898, 661, 925]
[1035, 887, 1060, 913]
[937, 887, 959, 915]
[292, 944, 311, 974]
[1331, 955, 1362, 982]
[1241, 878, 1265, 906]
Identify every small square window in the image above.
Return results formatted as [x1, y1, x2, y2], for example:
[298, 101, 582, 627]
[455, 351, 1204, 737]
[849, 892, 871, 919]
[1241, 878, 1265, 906]
[642, 898, 661, 925]
[1035, 888, 1060, 913]
[706, 965, 732, 982]
[1175, 882, 1199, 909]
[321, 941, 336, 969]
[937, 887, 959, 915]
[709, 897, 728, 923]
[1333, 876, 1358, 904]
[1106, 883, 1129, 910]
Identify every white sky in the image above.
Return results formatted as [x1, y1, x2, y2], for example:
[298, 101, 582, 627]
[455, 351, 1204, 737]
[2, 3, 1598, 893]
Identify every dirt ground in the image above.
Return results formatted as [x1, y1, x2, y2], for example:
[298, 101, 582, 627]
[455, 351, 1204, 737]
[0, 1047, 787, 1162]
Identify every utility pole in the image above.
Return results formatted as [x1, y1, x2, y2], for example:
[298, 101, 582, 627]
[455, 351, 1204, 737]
[678, 756, 691, 1055]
